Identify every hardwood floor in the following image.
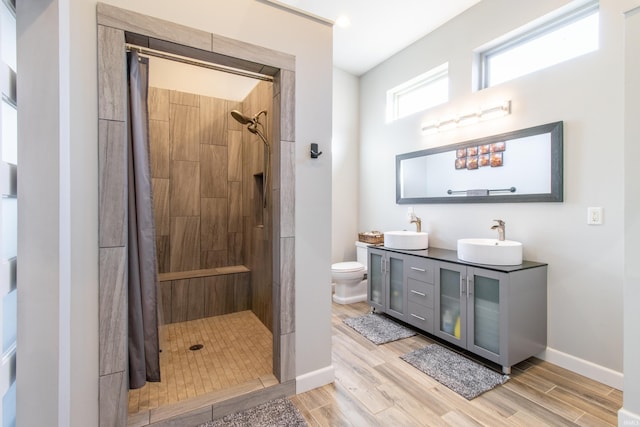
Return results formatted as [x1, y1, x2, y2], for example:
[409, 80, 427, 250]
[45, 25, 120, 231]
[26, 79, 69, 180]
[291, 301, 622, 426]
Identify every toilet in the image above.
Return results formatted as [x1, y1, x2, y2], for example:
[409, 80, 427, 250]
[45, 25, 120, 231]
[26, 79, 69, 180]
[331, 241, 372, 304]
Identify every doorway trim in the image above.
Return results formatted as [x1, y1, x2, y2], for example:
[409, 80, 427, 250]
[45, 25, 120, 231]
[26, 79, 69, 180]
[96, 3, 296, 425]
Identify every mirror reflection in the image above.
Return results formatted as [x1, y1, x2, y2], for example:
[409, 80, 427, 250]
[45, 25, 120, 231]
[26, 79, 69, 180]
[397, 122, 563, 204]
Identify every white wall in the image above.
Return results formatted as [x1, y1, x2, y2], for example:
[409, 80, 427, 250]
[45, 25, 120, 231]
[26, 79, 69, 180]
[358, 0, 626, 386]
[148, 56, 259, 101]
[622, 3, 640, 423]
[17, 1, 333, 425]
[18, 2, 74, 425]
[332, 68, 360, 263]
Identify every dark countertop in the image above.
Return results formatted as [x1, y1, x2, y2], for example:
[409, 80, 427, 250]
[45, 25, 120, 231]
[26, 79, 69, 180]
[369, 244, 547, 273]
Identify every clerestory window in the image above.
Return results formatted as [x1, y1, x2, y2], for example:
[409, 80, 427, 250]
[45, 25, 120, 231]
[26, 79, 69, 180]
[386, 63, 448, 122]
[479, 1, 599, 89]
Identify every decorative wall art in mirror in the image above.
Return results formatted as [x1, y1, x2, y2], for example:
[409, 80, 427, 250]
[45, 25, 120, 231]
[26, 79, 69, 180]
[397, 121, 563, 204]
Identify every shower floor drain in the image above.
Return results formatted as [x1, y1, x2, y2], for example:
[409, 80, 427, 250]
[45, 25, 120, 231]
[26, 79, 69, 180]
[189, 344, 204, 351]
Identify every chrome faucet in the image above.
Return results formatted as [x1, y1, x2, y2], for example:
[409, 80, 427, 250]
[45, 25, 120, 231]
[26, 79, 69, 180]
[491, 219, 505, 241]
[409, 211, 422, 232]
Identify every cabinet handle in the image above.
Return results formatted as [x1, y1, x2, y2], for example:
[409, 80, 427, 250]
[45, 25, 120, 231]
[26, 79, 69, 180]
[410, 313, 426, 321]
[467, 276, 474, 297]
[410, 290, 426, 297]
[460, 276, 466, 297]
[410, 267, 426, 272]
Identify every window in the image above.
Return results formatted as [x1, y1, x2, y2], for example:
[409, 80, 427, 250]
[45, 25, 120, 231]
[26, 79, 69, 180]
[387, 63, 448, 122]
[0, 0, 16, 426]
[479, 1, 599, 89]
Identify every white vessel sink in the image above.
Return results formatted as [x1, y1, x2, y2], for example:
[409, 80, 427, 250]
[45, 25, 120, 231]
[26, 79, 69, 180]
[457, 238, 523, 266]
[384, 231, 429, 250]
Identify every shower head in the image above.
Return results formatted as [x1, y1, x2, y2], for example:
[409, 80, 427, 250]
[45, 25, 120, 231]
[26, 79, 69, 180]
[230, 109, 267, 126]
[230, 110, 252, 125]
[229, 109, 270, 208]
[230, 108, 269, 150]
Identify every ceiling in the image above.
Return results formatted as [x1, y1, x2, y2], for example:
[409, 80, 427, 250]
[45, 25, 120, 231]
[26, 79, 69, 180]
[264, 0, 482, 76]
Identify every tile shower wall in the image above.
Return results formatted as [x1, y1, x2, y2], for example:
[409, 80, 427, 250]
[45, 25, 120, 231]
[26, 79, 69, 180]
[148, 82, 274, 331]
[241, 81, 274, 332]
[148, 87, 244, 272]
[158, 270, 251, 324]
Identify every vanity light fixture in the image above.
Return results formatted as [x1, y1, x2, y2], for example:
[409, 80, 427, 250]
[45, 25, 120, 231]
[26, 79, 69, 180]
[421, 100, 511, 134]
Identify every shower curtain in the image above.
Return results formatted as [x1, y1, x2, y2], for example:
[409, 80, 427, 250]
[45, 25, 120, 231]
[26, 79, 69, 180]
[127, 51, 161, 389]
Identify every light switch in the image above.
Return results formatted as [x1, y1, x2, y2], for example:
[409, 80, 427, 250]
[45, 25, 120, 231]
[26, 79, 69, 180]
[587, 207, 603, 225]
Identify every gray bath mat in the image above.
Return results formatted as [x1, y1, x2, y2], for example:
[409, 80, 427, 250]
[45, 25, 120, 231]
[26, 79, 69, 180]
[199, 397, 307, 427]
[343, 313, 416, 345]
[401, 344, 508, 400]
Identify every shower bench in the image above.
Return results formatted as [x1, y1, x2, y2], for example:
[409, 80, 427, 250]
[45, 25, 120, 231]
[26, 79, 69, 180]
[158, 266, 251, 324]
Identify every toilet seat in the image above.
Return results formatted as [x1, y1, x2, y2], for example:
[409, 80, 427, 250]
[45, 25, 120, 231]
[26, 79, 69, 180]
[331, 261, 364, 273]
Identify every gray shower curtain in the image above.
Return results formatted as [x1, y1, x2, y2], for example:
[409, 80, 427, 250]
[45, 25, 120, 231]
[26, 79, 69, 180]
[127, 51, 161, 389]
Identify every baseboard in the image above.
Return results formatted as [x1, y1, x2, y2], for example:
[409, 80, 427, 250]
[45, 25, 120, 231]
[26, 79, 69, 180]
[541, 347, 623, 390]
[618, 408, 640, 426]
[295, 365, 335, 394]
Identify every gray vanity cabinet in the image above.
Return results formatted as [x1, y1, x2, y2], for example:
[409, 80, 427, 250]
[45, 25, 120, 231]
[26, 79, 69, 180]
[434, 260, 547, 373]
[367, 246, 547, 374]
[405, 256, 435, 333]
[368, 247, 436, 330]
[367, 247, 408, 320]
[434, 261, 469, 348]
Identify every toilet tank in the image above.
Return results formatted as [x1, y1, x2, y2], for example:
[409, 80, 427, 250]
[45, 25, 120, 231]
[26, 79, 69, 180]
[355, 241, 372, 268]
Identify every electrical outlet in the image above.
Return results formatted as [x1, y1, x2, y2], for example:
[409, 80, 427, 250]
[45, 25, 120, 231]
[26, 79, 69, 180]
[587, 207, 603, 225]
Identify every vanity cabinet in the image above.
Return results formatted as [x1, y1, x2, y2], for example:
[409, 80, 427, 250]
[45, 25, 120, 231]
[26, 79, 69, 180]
[367, 247, 407, 319]
[435, 260, 547, 373]
[367, 247, 547, 374]
[368, 248, 436, 331]
[405, 256, 435, 333]
[435, 262, 510, 370]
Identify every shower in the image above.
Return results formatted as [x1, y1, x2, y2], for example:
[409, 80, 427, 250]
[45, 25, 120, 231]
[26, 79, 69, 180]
[231, 109, 270, 207]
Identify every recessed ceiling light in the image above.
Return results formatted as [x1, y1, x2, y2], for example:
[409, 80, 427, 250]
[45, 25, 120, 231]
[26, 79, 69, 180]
[335, 14, 351, 28]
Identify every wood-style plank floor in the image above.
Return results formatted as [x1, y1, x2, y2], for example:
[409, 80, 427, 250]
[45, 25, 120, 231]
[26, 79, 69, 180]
[291, 301, 622, 426]
[128, 310, 273, 416]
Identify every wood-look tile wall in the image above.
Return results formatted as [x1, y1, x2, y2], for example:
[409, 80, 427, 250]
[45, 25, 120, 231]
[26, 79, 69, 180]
[97, 23, 129, 427]
[148, 87, 244, 272]
[241, 81, 274, 332]
[149, 83, 274, 331]
[158, 272, 251, 324]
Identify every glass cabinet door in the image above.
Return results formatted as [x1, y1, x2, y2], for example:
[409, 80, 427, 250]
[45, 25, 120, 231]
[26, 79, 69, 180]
[388, 256, 404, 315]
[436, 262, 466, 345]
[469, 269, 502, 359]
[368, 250, 384, 309]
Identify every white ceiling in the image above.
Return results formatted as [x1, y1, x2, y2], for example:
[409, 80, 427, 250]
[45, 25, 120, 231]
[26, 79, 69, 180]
[265, 0, 482, 76]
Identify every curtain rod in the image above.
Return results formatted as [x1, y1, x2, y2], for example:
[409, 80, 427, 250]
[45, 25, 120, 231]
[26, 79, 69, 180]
[125, 43, 273, 82]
